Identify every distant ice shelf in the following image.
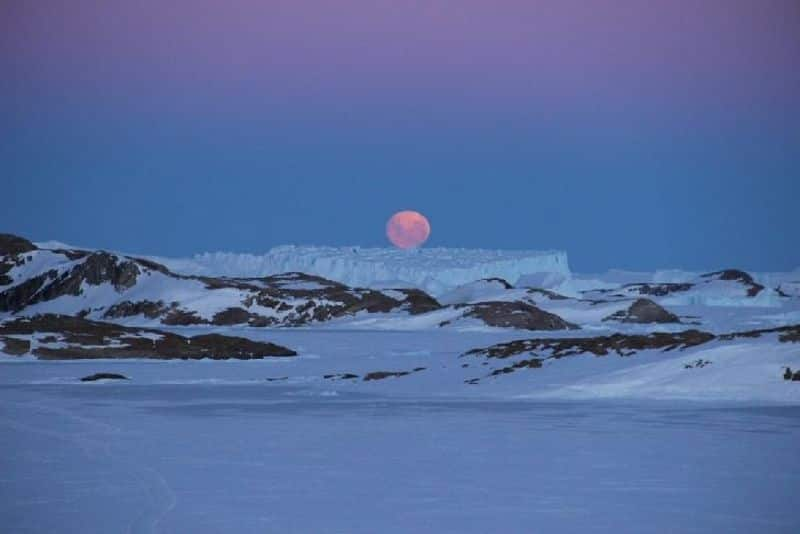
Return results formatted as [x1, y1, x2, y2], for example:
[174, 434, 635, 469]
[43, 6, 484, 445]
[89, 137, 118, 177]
[152, 246, 572, 296]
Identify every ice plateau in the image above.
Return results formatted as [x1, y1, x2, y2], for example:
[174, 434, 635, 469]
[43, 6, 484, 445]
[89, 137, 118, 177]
[151, 245, 571, 296]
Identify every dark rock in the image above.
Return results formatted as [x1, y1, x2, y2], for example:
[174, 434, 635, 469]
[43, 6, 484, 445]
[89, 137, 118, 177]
[0, 336, 30, 355]
[80, 372, 129, 382]
[363, 370, 411, 381]
[0, 252, 142, 312]
[0, 234, 37, 255]
[784, 367, 792, 380]
[481, 277, 513, 289]
[490, 358, 543, 376]
[684, 359, 711, 369]
[211, 307, 266, 326]
[212, 307, 252, 325]
[461, 301, 578, 331]
[77, 252, 140, 290]
[104, 300, 168, 319]
[362, 367, 425, 381]
[0, 314, 296, 359]
[718, 324, 800, 343]
[466, 329, 716, 360]
[162, 308, 205, 326]
[391, 289, 441, 314]
[324, 373, 359, 380]
[56, 249, 90, 261]
[701, 269, 764, 297]
[0, 272, 50, 312]
[604, 298, 680, 324]
[621, 282, 694, 297]
[525, 288, 570, 300]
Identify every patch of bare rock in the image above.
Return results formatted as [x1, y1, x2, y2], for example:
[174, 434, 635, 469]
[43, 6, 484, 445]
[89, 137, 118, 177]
[0, 314, 296, 359]
[445, 301, 578, 331]
[363, 367, 426, 381]
[80, 372, 129, 382]
[463, 323, 800, 381]
[603, 298, 680, 324]
[701, 269, 764, 297]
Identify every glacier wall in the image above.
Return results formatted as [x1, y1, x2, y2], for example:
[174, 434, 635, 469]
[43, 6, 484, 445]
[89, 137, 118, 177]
[155, 246, 571, 296]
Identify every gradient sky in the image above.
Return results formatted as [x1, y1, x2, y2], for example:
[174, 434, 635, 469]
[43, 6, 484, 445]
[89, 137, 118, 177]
[2, 0, 798, 272]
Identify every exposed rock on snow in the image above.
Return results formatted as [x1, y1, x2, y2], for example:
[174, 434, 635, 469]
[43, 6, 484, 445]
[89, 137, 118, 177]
[0, 237, 444, 328]
[463, 323, 800, 382]
[0, 251, 142, 312]
[80, 372, 129, 382]
[701, 269, 764, 297]
[0, 233, 37, 255]
[363, 368, 426, 381]
[0, 336, 30, 355]
[617, 282, 694, 297]
[580, 268, 779, 307]
[603, 298, 680, 324]
[465, 328, 716, 360]
[0, 314, 297, 359]
[455, 301, 578, 331]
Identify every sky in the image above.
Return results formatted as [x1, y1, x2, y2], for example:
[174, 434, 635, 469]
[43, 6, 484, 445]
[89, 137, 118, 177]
[2, 0, 798, 272]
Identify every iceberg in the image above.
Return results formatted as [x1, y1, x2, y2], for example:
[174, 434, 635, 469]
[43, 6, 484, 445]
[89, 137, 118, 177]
[154, 246, 571, 296]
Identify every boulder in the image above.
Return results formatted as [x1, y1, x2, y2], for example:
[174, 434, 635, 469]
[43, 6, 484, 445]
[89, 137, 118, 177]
[461, 301, 578, 331]
[80, 372, 129, 382]
[604, 298, 680, 324]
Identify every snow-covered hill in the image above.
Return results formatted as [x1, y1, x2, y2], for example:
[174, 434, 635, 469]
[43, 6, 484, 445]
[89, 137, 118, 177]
[3, 232, 800, 404]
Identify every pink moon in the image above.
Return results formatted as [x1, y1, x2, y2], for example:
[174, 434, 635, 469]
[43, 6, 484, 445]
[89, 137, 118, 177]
[386, 210, 431, 249]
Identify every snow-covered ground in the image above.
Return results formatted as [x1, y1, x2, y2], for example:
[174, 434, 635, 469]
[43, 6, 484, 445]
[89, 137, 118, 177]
[3, 237, 800, 532]
[2, 368, 799, 533]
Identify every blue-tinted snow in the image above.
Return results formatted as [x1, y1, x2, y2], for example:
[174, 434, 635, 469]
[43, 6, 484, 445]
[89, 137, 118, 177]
[1, 380, 799, 533]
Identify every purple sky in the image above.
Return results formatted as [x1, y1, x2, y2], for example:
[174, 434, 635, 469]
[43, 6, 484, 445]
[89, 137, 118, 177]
[5, 0, 798, 120]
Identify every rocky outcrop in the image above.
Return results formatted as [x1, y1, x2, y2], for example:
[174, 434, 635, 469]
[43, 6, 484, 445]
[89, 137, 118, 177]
[0, 241, 444, 327]
[466, 329, 715, 360]
[0, 336, 30, 355]
[525, 288, 570, 301]
[391, 289, 441, 314]
[620, 282, 694, 297]
[104, 300, 169, 320]
[363, 368, 426, 381]
[0, 251, 142, 312]
[0, 234, 37, 255]
[701, 269, 764, 297]
[603, 298, 680, 324]
[481, 277, 513, 289]
[0, 234, 37, 286]
[80, 372, 129, 382]
[462, 323, 800, 381]
[0, 314, 296, 359]
[459, 301, 578, 331]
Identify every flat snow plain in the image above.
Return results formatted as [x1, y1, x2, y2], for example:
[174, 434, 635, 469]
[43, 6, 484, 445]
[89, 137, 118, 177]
[2, 329, 800, 533]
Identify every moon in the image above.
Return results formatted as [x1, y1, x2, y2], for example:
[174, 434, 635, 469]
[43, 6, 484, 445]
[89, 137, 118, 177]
[386, 210, 431, 249]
